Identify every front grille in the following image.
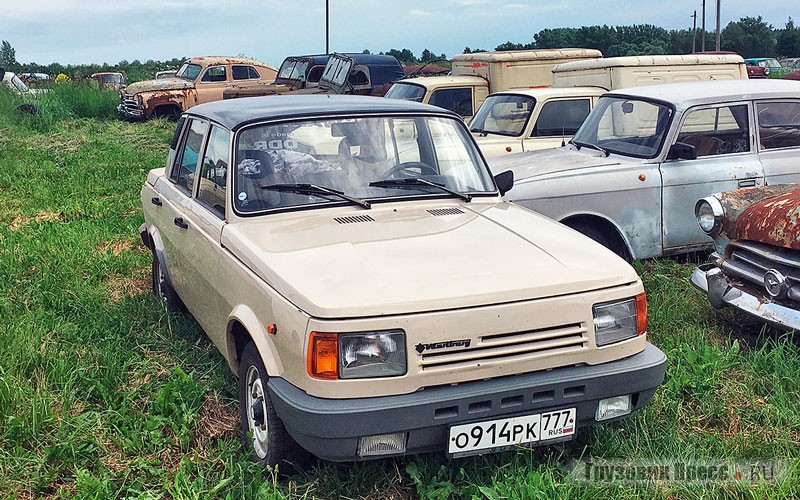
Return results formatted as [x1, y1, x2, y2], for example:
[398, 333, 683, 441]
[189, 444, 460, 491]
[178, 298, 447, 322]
[721, 240, 800, 302]
[418, 323, 587, 371]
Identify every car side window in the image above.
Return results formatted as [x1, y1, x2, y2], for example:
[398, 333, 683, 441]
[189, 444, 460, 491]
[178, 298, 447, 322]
[757, 101, 800, 150]
[676, 104, 750, 157]
[532, 99, 591, 137]
[201, 66, 227, 82]
[197, 125, 230, 218]
[232, 65, 259, 80]
[430, 88, 473, 118]
[307, 66, 324, 83]
[171, 119, 208, 194]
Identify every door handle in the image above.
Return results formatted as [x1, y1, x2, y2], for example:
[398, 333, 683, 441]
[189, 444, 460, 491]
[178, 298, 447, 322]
[173, 217, 189, 229]
[738, 179, 757, 188]
[151, 196, 163, 206]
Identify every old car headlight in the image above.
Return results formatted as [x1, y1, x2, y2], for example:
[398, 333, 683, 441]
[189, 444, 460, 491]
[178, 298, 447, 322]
[308, 330, 406, 379]
[593, 294, 646, 347]
[695, 196, 723, 236]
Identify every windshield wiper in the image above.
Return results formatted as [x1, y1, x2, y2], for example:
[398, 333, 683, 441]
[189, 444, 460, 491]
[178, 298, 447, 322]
[570, 140, 609, 157]
[261, 183, 371, 209]
[369, 178, 472, 202]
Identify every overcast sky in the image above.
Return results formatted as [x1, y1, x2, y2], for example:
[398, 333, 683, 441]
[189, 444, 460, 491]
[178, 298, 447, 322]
[3, 0, 797, 68]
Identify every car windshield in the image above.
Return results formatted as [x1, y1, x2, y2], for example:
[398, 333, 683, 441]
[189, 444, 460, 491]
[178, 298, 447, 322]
[233, 115, 496, 213]
[470, 95, 536, 136]
[384, 82, 426, 102]
[571, 96, 673, 159]
[11, 75, 29, 92]
[176, 63, 202, 81]
[277, 60, 309, 81]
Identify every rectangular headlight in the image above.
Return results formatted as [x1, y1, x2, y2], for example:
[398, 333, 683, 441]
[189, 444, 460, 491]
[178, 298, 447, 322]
[338, 330, 407, 379]
[593, 295, 644, 346]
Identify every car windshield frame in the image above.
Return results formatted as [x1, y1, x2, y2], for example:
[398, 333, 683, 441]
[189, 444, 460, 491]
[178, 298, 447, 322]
[176, 63, 202, 81]
[231, 113, 497, 216]
[570, 94, 675, 160]
[469, 94, 537, 137]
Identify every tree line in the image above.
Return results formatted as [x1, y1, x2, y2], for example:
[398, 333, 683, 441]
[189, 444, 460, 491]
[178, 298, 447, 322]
[1, 16, 798, 83]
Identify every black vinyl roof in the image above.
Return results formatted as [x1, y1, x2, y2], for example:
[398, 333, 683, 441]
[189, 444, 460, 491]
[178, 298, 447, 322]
[186, 94, 459, 131]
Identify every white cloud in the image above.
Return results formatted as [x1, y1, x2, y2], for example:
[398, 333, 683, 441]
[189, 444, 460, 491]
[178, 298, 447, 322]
[502, 3, 530, 9]
[409, 9, 433, 17]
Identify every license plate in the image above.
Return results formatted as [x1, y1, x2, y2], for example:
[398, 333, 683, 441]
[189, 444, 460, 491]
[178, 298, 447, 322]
[447, 408, 576, 456]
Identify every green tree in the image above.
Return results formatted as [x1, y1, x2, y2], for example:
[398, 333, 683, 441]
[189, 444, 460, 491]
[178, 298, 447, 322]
[776, 18, 800, 57]
[383, 48, 417, 64]
[533, 28, 579, 48]
[0, 40, 18, 71]
[721, 16, 776, 57]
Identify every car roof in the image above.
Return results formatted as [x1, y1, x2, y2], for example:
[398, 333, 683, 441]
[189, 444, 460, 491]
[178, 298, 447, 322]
[282, 54, 330, 65]
[489, 86, 606, 99]
[187, 94, 461, 130]
[605, 79, 800, 109]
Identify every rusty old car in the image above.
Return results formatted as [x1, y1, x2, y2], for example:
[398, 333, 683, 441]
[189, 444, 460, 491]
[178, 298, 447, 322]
[691, 183, 800, 329]
[489, 79, 800, 260]
[222, 54, 329, 99]
[138, 94, 665, 468]
[118, 56, 277, 120]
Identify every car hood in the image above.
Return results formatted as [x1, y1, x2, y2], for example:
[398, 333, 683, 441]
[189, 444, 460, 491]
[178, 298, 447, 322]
[222, 200, 638, 318]
[488, 146, 622, 183]
[125, 77, 193, 94]
[727, 185, 800, 250]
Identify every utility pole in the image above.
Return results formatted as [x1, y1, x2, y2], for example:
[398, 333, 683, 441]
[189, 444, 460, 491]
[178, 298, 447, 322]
[326, 0, 330, 54]
[715, 0, 721, 51]
[691, 10, 697, 53]
[701, 0, 706, 52]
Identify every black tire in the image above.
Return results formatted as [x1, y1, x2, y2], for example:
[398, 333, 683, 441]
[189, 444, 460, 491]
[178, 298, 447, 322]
[150, 250, 185, 312]
[571, 223, 630, 262]
[16, 103, 38, 115]
[152, 106, 180, 121]
[238, 342, 308, 473]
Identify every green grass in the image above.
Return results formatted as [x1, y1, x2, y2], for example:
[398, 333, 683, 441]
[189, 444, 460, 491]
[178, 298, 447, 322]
[0, 96, 798, 498]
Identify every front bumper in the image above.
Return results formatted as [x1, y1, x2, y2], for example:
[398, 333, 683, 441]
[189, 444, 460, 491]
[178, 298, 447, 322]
[691, 263, 800, 329]
[117, 99, 144, 119]
[268, 343, 666, 462]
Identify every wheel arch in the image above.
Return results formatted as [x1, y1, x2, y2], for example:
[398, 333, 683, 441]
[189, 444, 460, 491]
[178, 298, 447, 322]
[141, 225, 176, 286]
[560, 213, 634, 261]
[226, 305, 284, 378]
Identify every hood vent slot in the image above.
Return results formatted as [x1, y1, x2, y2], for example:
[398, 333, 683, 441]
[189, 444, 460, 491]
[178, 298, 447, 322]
[428, 208, 465, 217]
[334, 215, 375, 224]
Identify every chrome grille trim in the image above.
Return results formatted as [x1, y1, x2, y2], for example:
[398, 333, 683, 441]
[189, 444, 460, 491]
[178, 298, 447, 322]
[419, 323, 587, 371]
[722, 240, 800, 300]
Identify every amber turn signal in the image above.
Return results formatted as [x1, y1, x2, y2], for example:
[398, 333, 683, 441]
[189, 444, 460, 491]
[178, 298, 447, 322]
[635, 293, 648, 336]
[308, 332, 338, 379]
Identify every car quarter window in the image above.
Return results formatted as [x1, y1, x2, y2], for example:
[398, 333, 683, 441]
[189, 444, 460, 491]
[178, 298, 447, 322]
[201, 66, 227, 82]
[232, 65, 259, 80]
[532, 99, 591, 137]
[171, 119, 208, 194]
[676, 104, 750, 157]
[757, 101, 800, 150]
[429, 88, 473, 118]
[196, 125, 231, 218]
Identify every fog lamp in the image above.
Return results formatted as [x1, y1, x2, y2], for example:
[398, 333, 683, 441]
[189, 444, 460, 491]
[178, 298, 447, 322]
[595, 395, 632, 421]
[357, 432, 407, 457]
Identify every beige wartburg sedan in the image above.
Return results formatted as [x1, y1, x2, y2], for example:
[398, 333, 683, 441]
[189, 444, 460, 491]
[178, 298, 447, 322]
[139, 95, 666, 468]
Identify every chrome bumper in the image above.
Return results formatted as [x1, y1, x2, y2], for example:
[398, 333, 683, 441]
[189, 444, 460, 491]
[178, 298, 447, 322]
[690, 264, 800, 330]
[117, 100, 144, 119]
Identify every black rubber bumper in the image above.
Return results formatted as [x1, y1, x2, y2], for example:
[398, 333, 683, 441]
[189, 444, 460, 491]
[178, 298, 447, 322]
[268, 343, 666, 461]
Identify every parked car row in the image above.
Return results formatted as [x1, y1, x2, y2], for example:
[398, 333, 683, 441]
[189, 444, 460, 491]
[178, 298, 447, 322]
[132, 47, 799, 471]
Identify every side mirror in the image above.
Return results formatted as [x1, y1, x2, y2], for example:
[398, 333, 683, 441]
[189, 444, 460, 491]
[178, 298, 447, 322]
[668, 142, 697, 161]
[494, 170, 514, 196]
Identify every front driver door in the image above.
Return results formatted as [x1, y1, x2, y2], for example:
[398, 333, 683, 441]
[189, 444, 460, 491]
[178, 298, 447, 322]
[661, 102, 764, 252]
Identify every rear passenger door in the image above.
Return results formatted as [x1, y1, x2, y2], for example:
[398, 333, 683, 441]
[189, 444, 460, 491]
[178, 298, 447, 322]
[756, 100, 800, 185]
[661, 102, 764, 252]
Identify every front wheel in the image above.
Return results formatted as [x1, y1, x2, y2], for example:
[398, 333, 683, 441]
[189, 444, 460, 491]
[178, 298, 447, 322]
[238, 342, 307, 472]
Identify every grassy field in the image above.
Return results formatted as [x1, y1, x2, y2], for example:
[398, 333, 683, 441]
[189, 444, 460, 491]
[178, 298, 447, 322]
[0, 87, 798, 499]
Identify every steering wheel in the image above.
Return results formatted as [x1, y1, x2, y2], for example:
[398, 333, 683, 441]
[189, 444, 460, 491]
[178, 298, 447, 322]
[383, 162, 438, 179]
